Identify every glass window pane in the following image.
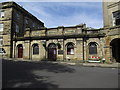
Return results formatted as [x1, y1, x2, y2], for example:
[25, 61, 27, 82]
[113, 10, 120, 26]
[116, 19, 120, 25]
[67, 48, 70, 55]
[70, 48, 74, 54]
[25, 18, 29, 24]
[0, 38, 2, 46]
[0, 24, 4, 32]
[89, 43, 97, 54]
[15, 24, 19, 32]
[0, 11, 4, 18]
[67, 43, 74, 55]
[16, 13, 20, 19]
[33, 44, 39, 55]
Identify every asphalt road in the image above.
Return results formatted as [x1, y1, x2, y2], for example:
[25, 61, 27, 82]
[2, 59, 119, 88]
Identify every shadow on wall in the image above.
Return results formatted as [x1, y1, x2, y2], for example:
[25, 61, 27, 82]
[2, 59, 75, 88]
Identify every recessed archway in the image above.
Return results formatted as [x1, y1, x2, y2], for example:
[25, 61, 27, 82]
[17, 44, 23, 58]
[48, 43, 57, 61]
[110, 38, 120, 63]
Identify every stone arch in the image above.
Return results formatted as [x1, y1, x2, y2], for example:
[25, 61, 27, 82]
[87, 38, 100, 47]
[31, 40, 40, 46]
[88, 42, 99, 46]
[65, 42, 75, 46]
[110, 38, 120, 62]
[48, 43, 56, 48]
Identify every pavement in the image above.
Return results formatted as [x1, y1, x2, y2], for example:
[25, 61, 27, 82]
[2, 59, 119, 88]
[1, 57, 120, 68]
[52, 61, 119, 68]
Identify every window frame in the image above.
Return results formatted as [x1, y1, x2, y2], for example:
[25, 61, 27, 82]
[67, 43, 74, 55]
[113, 10, 120, 26]
[16, 13, 20, 20]
[32, 44, 39, 55]
[15, 24, 19, 33]
[89, 42, 97, 55]
[25, 18, 29, 24]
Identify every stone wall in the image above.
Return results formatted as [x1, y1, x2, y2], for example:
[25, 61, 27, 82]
[103, 1, 120, 27]
[13, 24, 108, 62]
[0, 7, 12, 57]
[1, 1, 44, 57]
[100, 26, 120, 62]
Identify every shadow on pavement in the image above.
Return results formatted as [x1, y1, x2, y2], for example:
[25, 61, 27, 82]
[2, 59, 75, 88]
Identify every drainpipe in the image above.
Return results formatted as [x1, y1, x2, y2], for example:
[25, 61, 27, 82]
[63, 27, 65, 61]
[82, 29, 86, 63]
[45, 28, 47, 60]
[29, 28, 31, 60]
[14, 33, 16, 58]
[63, 39, 65, 61]
[29, 40, 31, 60]
[82, 29, 85, 63]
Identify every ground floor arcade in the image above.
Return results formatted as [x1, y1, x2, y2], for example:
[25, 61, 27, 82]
[12, 37, 120, 63]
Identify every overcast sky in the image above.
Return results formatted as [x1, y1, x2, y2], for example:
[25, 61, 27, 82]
[1, 0, 103, 28]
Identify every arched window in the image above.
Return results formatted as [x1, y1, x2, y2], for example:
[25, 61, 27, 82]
[67, 43, 74, 55]
[33, 44, 39, 55]
[89, 42, 97, 54]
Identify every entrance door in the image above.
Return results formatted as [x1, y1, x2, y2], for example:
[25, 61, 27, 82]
[18, 45, 23, 58]
[48, 48, 56, 61]
[110, 38, 120, 62]
[48, 43, 57, 61]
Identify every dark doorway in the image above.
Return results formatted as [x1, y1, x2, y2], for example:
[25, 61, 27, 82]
[110, 38, 120, 62]
[48, 43, 57, 61]
[17, 44, 23, 58]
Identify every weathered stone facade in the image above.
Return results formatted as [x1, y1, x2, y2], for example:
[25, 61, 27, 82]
[103, 0, 120, 27]
[0, 1, 120, 63]
[102, 0, 120, 62]
[12, 24, 105, 62]
[0, 1, 44, 57]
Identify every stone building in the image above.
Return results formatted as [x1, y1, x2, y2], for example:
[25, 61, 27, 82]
[0, 1, 120, 63]
[102, 0, 120, 62]
[0, 1, 44, 57]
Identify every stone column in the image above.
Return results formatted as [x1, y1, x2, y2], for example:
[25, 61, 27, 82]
[76, 38, 83, 61]
[45, 40, 48, 60]
[83, 38, 87, 62]
[62, 27, 65, 61]
[13, 41, 15, 58]
[40, 40, 46, 60]
[24, 40, 30, 59]
[104, 45, 112, 63]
